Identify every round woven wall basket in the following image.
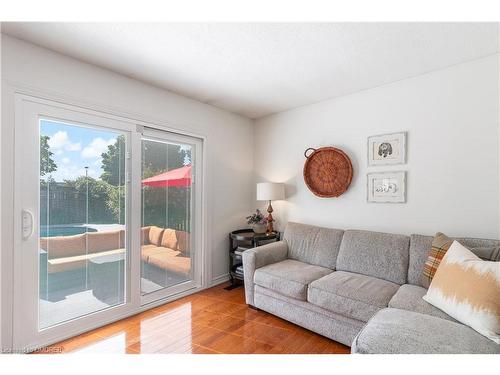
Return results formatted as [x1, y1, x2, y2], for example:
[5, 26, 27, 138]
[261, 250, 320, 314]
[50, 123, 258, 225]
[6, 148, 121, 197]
[303, 147, 353, 198]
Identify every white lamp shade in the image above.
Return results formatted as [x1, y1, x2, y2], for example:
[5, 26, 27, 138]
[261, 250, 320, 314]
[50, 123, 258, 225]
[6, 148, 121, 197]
[256, 182, 285, 201]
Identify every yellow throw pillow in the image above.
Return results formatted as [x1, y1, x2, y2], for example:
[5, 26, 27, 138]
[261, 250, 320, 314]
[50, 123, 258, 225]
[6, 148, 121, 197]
[423, 241, 500, 343]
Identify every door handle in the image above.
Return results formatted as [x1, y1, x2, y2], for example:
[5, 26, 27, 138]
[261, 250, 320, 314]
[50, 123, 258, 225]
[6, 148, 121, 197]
[22, 209, 35, 240]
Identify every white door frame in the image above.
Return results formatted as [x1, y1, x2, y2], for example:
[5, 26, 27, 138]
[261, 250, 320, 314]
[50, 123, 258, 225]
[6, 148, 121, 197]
[12, 94, 207, 350]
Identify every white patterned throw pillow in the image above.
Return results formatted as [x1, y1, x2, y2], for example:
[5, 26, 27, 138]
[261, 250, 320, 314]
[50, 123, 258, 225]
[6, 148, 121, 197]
[423, 240, 500, 344]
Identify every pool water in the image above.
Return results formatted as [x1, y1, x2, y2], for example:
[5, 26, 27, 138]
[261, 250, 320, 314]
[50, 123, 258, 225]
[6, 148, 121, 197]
[40, 226, 97, 237]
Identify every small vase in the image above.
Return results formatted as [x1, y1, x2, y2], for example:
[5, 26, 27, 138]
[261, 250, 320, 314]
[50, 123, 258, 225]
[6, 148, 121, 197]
[251, 223, 267, 234]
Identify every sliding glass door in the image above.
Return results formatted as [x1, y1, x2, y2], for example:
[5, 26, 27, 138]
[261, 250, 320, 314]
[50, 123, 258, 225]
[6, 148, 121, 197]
[14, 98, 134, 349]
[14, 96, 203, 350]
[39, 119, 127, 329]
[140, 129, 202, 304]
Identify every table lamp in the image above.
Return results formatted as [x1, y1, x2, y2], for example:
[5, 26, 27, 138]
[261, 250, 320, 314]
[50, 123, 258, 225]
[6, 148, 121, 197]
[256, 182, 285, 233]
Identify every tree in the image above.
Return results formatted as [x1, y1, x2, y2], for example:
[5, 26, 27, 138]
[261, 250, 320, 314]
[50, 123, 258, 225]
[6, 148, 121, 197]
[64, 176, 119, 223]
[101, 136, 190, 184]
[99, 136, 192, 228]
[142, 139, 187, 172]
[141, 140, 191, 229]
[101, 135, 126, 186]
[40, 135, 57, 176]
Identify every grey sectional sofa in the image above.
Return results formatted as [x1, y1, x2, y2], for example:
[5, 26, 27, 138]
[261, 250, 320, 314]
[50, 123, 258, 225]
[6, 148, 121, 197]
[242, 222, 500, 354]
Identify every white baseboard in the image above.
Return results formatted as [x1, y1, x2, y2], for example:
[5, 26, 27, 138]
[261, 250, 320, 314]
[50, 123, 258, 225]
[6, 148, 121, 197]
[211, 273, 230, 286]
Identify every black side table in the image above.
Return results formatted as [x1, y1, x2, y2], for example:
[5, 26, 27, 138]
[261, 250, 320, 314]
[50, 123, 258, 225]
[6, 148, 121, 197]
[226, 229, 280, 290]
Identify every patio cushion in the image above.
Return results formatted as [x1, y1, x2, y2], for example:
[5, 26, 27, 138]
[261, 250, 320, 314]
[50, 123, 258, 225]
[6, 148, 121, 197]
[148, 226, 164, 246]
[141, 244, 157, 261]
[40, 233, 87, 258]
[147, 253, 191, 276]
[47, 248, 125, 273]
[141, 226, 151, 245]
[161, 229, 178, 250]
[308, 271, 399, 322]
[141, 245, 180, 262]
[254, 259, 332, 300]
[87, 230, 122, 253]
[388, 284, 455, 321]
[175, 230, 190, 254]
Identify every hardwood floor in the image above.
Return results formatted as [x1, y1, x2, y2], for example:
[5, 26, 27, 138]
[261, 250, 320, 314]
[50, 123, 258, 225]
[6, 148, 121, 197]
[34, 282, 350, 354]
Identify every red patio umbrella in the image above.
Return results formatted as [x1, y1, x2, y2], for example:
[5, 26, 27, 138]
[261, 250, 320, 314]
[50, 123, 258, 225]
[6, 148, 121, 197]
[141, 164, 191, 188]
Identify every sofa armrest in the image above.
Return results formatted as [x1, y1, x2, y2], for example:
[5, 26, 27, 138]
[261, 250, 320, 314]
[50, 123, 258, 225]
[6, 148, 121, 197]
[242, 240, 288, 306]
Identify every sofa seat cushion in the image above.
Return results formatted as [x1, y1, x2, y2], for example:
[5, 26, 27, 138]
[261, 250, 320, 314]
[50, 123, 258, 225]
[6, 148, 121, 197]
[147, 253, 191, 276]
[352, 308, 500, 354]
[388, 284, 455, 322]
[308, 271, 399, 322]
[140, 244, 158, 262]
[47, 248, 125, 273]
[254, 259, 332, 300]
[141, 245, 180, 262]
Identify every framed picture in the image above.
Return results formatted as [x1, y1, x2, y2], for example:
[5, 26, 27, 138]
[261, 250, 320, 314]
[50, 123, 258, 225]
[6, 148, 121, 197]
[367, 171, 406, 203]
[367, 132, 406, 166]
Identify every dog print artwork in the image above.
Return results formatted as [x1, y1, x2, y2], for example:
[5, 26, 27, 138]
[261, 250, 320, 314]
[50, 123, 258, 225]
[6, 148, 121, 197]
[368, 132, 406, 165]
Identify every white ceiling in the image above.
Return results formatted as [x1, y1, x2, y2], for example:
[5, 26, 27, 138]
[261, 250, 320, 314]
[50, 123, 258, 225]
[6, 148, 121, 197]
[2, 23, 499, 119]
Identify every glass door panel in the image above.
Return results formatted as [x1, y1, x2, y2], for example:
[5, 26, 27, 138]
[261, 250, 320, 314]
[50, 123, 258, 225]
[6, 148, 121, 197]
[14, 97, 203, 349]
[140, 137, 194, 295]
[39, 119, 127, 329]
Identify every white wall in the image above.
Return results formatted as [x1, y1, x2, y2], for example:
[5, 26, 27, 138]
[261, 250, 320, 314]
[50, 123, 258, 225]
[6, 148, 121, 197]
[1, 35, 254, 346]
[255, 54, 500, 239]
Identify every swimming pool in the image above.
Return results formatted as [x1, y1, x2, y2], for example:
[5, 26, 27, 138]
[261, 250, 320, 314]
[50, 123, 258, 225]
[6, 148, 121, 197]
[40, 226, 97, 237]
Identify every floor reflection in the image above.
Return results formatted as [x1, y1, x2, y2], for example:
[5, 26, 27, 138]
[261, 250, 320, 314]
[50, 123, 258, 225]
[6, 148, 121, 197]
[38, 283, 350, 354]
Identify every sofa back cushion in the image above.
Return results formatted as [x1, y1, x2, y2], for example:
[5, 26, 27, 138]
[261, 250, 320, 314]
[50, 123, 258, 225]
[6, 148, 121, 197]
[283, 222, 344, 269]
[40, 233, 87, 259]
[336, 230, 409, 285]
[148, 226, 164, 246]
[87, 230, 122, 253]
[408, 234, 433, 286]
[119, 229, 125, 248]
[141, 226, 151, 245]
[175, 230, 190, 255]
[161, 228, 178, 249]
[409, 234, 500, 287]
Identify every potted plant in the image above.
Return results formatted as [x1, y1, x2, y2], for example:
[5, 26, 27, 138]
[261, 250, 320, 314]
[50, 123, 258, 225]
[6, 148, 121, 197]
[246, 209, 268, 234]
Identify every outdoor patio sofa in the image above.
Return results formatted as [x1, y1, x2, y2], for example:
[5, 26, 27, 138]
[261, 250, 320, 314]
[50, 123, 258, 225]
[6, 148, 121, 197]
[140, 226, 192, 285]
[40, 230, 126, 274]
[39, 225, 191, 280]
[242, 222, 500, 354]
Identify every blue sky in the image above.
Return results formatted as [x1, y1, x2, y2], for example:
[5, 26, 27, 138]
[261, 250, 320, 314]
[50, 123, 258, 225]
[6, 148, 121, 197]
[40, 119, 119, 182]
